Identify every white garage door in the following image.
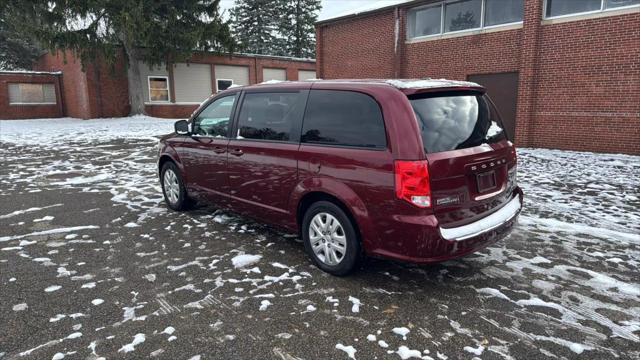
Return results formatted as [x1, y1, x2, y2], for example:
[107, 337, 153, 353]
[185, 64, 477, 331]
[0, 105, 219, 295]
[214, 65, 250, 91]
[263, 68, 287, 82]
[298, 70, 317, 81]
[173, 63, 212, 103]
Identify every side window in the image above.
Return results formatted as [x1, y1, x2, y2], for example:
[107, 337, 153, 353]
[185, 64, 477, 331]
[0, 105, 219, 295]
[193, 94, 237, 137]
[236, 92, 306, 142]
[302, 90, 387, 149]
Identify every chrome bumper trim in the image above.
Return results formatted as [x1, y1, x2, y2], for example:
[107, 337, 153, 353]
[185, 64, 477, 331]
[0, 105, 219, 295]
[440, 196, 521, 241]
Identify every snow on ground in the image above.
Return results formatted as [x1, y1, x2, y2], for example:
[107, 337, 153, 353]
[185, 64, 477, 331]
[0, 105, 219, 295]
[0, 117, 639, 359]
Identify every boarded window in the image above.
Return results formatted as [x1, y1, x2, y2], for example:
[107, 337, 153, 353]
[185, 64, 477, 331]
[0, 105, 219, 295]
[148, 77, 169, 102]
[8, 83, 56, 104]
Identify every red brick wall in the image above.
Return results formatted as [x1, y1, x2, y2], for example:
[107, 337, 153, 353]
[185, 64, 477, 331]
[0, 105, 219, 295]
[0, 73, 63, 119]
[37, 50, 130, 119]
[316, 0, 640, 155]
[146, 53, 316, 118]
[531, 12, 640, 154]
[317, 10, 397, 79]
[36, 51, 92, 119]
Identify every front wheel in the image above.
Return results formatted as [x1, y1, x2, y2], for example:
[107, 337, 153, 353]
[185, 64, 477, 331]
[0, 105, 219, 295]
[161, 162, 190, 211]
[302, 201, 360, 276]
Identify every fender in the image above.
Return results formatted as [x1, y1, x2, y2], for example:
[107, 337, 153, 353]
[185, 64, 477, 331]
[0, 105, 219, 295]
[288, 176, 378, 253]
[158, 142, 187, 182]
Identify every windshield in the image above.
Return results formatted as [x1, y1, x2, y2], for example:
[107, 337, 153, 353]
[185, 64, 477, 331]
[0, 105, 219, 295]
[409, 92, 507, 154]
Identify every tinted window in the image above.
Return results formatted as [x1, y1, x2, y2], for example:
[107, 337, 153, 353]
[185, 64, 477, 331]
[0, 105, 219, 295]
[302, 90, 386, 149]
[410, 92, 507, 153]
[236, 92, 306, 142]
[193, 94, 237, 137]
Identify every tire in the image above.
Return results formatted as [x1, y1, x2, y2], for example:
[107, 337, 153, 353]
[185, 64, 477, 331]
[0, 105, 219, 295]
[302, 201, 360, 276]
[161, 162, 190, 211]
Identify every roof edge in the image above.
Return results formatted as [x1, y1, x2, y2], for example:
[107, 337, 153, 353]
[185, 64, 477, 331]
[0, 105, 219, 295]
[316, 0, 419, 25]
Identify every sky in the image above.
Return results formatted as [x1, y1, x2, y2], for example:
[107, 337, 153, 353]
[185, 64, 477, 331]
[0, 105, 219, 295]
[218, 0, 404, 21]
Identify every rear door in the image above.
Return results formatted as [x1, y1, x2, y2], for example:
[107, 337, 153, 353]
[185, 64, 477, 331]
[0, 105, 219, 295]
[225, 89, 308, 221]
[409, 91, 518, 227]
[178, 93, 238, 198]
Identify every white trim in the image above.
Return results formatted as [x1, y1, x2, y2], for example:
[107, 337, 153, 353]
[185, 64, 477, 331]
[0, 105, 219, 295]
[147, 76, 170, 103]
[216, 78, 234, 92]
[9, 102, 57, 105]
[543, 0, 640, 20]
[144, 102, 202, 106]
[406, 0, 524, 40]
[406, 22, 522, 43]
[440, 196, 521, 241]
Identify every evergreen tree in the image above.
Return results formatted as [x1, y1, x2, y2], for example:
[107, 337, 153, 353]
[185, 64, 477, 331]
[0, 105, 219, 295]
[0, 4, 42, 70]
[5, 0, 234, 115]
[230, 0, 279, 55]
[276, 0, 320, 58]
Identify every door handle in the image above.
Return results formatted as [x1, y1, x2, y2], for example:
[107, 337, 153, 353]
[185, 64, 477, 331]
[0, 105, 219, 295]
[230, 149, 244, 156]
[213, 146, 226, 154]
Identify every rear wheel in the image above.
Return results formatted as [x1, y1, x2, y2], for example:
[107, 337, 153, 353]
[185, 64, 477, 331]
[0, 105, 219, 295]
[302, 201, 360, 276]
[161, 162, 190, 211]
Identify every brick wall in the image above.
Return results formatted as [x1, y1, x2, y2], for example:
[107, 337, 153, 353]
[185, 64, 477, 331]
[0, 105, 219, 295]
[0, 72, 63, 119]
[32, 50, 316, 120]
[147, 53, 316, 118]
[316, 0, 640, 155]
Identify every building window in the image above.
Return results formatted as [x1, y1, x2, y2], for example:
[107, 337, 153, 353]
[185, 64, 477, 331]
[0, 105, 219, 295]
[444, 0, 482, 32]
[217, 79, 234, 92]
[545, 0, 640, 18]
[485, 0, 525, 26]
[407, 0, 524, 40]
[408, 5, 442, 38]
[148, 76, 169, 102]
[8, 83, 56, 104]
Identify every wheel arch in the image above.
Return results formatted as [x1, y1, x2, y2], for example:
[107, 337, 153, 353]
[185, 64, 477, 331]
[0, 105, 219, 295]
[291, 179, 376, 253]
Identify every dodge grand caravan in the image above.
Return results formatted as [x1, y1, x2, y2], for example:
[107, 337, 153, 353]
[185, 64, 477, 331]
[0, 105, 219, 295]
[158, 79, 523, 275]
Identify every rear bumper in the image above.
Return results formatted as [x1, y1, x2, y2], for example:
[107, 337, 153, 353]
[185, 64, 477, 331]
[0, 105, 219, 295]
[439, 195, 521, 241]
[368, 189, 523, 264]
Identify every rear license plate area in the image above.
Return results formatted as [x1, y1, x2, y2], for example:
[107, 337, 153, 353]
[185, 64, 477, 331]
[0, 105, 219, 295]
[476, 171, 497, 193]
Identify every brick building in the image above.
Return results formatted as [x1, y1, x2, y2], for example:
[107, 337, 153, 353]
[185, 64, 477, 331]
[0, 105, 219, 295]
[316, 0, 640, 155]
[1, 51, 315, 120]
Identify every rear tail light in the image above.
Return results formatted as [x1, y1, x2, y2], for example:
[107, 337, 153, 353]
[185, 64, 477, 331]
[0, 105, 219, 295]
[395, 160, 431, 208]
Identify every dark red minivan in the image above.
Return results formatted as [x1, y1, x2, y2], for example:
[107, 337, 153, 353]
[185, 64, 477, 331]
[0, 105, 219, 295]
[158, 79, 523, 275]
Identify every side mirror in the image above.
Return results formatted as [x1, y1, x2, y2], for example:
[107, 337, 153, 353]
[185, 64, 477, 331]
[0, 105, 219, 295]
[174, 120, 190, 135]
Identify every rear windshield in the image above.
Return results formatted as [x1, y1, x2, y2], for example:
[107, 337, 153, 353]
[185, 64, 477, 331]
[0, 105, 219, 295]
[409, 92, 507, 154]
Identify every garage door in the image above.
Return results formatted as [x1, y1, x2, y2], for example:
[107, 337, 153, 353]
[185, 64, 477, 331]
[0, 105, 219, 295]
[468, 72, 519, 141]
[263, 68, 286, 82]
[298, 70, 317, 81]
[214, 65, 250, 92]
[173, 63, 212, 103]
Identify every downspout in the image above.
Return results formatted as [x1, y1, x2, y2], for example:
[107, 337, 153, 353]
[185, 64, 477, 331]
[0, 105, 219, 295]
[393, 7, 400, 78]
